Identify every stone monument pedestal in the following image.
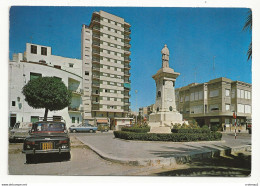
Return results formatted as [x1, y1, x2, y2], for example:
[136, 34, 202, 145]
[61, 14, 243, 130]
[148, 44, 187, 134]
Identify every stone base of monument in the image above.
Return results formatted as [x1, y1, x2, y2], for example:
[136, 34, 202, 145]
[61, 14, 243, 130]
[148, 111, 187, 133]
[149, 126, 172, 134]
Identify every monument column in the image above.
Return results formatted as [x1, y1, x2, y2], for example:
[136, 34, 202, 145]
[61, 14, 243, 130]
[148, 44, 185, 133]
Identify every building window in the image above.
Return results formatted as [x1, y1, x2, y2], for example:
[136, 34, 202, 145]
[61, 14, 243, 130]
[31, 45, 37, 54]
[238, 104, 245, 113]
[157, 91, 161, 98]
[12, 101, 16, 106]
[31, 116, 39, 123]
[30, 72, 42, 80]
[72, 117, 75, 123]
[157, 107, 159, 112]
[209, 104, 219, 111]
[54, 65, 61, 69]
[209, 89, 219, 97]
[85, 71, 89, 75]
[225, 89, 230, 97]
[225, 104, 230, 111]
[69, 63, 74, 68]
[41, 47, 47, 55]
[169, 106, 173, 111]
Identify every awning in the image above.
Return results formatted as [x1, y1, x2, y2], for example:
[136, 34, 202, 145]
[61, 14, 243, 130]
[96, 119, 109, 123]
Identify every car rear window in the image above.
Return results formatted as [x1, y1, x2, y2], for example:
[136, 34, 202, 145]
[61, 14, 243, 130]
[31, 123, 65, 133]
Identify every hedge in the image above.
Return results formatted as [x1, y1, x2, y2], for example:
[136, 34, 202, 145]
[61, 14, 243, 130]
[114, 131, 222, 142]
[121, 127, 150, 133]
[171, 128, 211, 134]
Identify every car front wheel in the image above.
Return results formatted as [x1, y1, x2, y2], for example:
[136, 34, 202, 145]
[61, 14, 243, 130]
[72, 129, 77, 133]
[89, 129, 93, 133]
[26, 154, 34, 164]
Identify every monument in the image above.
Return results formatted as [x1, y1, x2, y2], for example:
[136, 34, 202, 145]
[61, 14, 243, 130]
[149, 44, 186, 133]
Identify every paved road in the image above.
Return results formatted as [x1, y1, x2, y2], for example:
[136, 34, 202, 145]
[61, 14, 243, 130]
[8, 135, 153, 175]
[76, 132, 251, 165]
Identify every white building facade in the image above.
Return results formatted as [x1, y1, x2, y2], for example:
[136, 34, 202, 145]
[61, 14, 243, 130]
[9, 43, 83, 127]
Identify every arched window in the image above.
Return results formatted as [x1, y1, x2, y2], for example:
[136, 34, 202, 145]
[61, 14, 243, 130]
[169, 106, 173, 111]
[157, 91, 161, 98]
[157, 107, 159, 112]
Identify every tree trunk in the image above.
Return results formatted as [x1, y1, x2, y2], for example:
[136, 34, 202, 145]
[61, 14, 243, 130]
[44, 108, 49, 121]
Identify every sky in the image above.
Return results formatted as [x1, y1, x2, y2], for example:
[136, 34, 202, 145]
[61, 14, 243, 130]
[9, 6, 252, 111]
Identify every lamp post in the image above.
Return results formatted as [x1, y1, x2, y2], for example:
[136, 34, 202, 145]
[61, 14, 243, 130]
[135, 90, 138, 125]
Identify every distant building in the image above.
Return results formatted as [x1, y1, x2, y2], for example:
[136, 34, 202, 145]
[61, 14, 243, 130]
[9, 43, 83, 127]
[139, 104, 154, 120]
[175, 77, 252, 131]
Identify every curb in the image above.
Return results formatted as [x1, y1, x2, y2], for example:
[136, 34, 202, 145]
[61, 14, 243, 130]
[76, 137, 251, 167]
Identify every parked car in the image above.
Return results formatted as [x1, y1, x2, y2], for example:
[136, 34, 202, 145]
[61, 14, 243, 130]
[97, 123, 109, 132]
[69, 124, 97, 133]
[22, 121, 71, 163]
[9, 122, 32, 142]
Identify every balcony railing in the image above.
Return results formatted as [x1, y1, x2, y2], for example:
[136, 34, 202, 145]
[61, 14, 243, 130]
[92, 26, 100, 31]
[92, 83, 100, 87]
[92, 58, 100, 63]
[124, 57, 131, 62]
[124, 72, 131, 76]
[124, 64, 131, 69]
[92, 42, 100, 47]
[124, 36, 131, 40]
[92, 101, 100, 104]
[68, 106, 83, 112]
[124, 28, 131, 33]
[92, 75, 100, 79]
[92, 67, 100, 71]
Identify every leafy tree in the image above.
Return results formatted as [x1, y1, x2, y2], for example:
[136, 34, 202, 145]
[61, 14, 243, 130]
[22, 77, 72, 121]
[243, 10, 252, 61]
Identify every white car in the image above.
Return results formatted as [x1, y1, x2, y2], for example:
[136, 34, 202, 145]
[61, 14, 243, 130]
[9, 122, 33, 142]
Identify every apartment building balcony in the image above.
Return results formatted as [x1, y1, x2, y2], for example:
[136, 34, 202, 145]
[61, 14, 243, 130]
[92, 50, 100, 57]
[92, 101, 100, 104]
[92, 91, 100, 96]
[124, 28, 131, 34]
[92, 74, 100, 80]
[124, 72, 131, 77]
[68, 106, 83, 113]
[124, 102, 131, 106]
[92, 66, 100, 71]
[124, 36, 131, 41]
[124, 94, 130, 98]
[92, 83, 100, 88]
[124, 57, 131, 62]
[69, 88, 83, 96]
[124, 22, 131, 28]
[124, 64, 131, 69]
[92, 57, 100, 63]
[92, 26, 100, 32]
[124, 43, 131, 48]
[92, 41, 100, 48]
[124, 50, 131, 55]
[124, 83, 131, 90]
[124, 80, 131, 84]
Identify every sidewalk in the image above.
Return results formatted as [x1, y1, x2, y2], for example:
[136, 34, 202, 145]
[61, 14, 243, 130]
[76, 133, 251, 167]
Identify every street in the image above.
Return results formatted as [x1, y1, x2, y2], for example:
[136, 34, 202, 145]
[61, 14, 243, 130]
[8, 132, 251, 176]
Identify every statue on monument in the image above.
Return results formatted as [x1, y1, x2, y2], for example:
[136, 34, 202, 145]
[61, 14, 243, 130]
[161, 44, 169, 68]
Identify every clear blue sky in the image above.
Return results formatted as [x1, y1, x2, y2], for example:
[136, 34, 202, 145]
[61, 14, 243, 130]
[9, 7, 252, 111]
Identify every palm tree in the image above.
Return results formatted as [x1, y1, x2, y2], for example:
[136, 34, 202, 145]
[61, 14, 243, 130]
[243, 10, 252, 61]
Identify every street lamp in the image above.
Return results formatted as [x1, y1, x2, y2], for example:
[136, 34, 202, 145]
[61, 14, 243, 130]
[135, 90, 138, 125]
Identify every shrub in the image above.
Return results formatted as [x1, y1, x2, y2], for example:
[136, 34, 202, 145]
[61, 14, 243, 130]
[171, 128, 211, 134]
[121, 126, 150, 133]
[114, 131, 222, 142]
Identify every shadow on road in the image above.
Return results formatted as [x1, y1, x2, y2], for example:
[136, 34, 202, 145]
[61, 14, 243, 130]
[154, 152, 251, 177]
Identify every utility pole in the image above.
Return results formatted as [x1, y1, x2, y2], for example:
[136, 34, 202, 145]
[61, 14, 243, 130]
[135, 90, 138, 125]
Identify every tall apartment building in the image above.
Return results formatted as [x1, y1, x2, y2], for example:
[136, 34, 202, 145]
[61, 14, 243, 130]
[81, 11, 132, 129]
[175, 77, 252, 131]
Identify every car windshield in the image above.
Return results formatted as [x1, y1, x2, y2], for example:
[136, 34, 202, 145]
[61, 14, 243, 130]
[31, 123, 66, 133]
